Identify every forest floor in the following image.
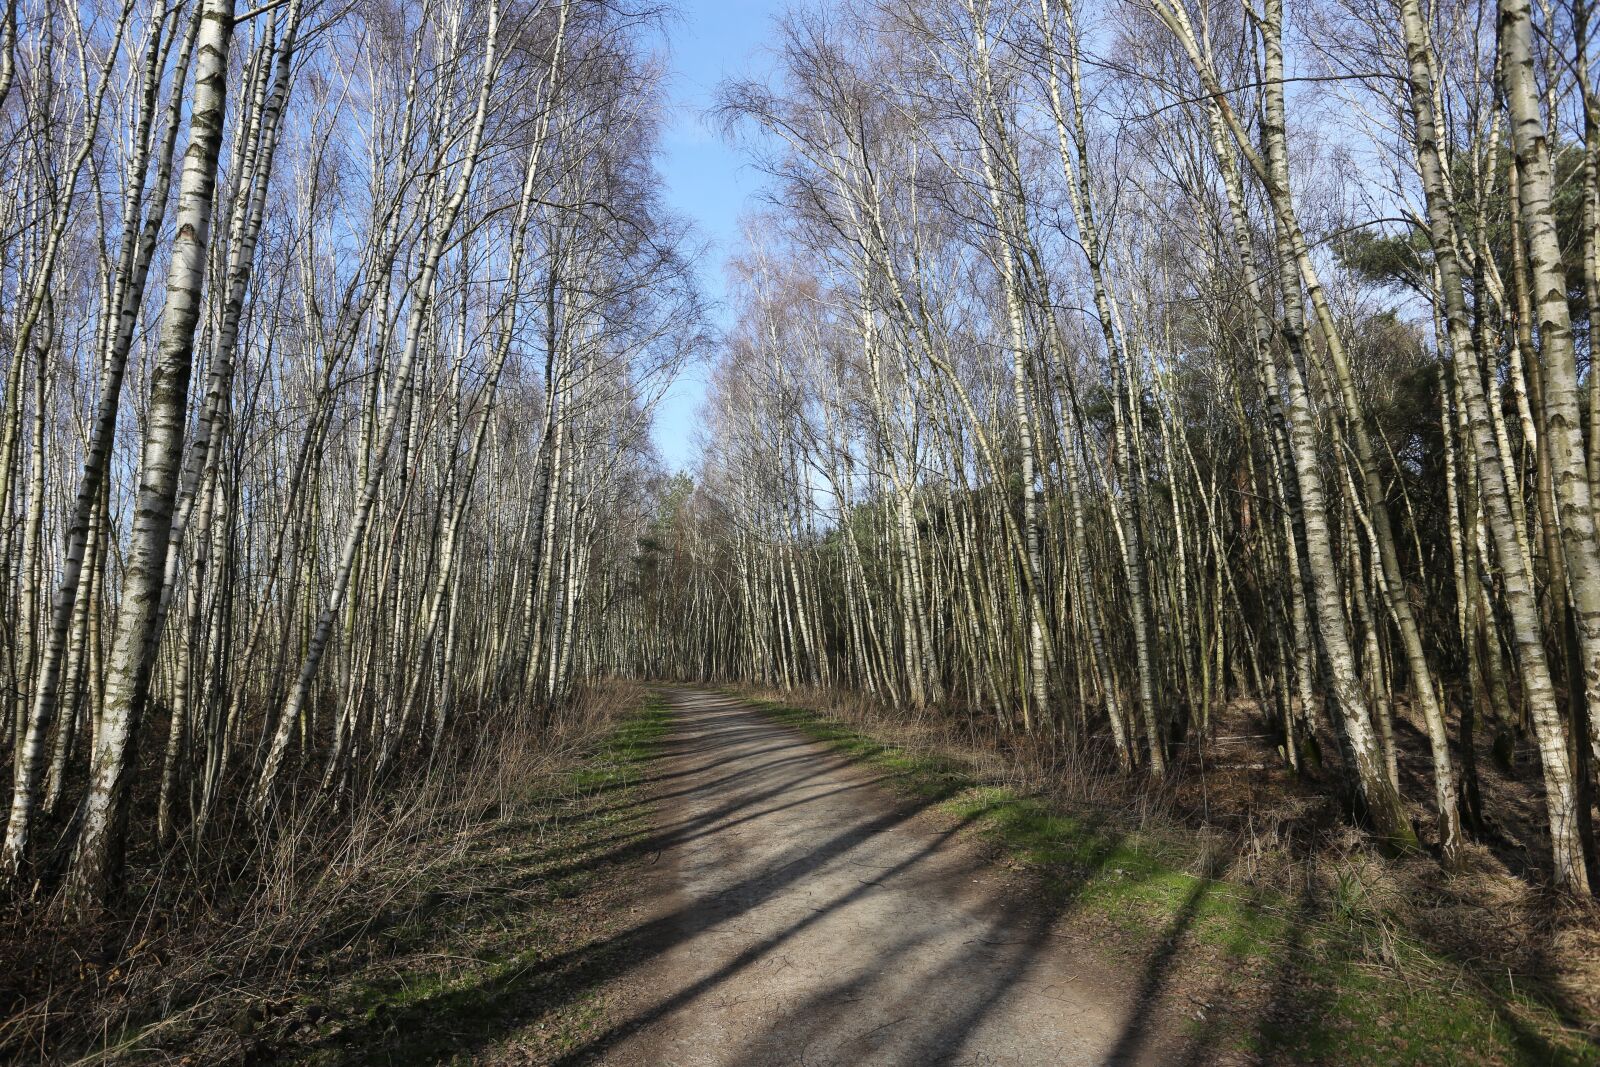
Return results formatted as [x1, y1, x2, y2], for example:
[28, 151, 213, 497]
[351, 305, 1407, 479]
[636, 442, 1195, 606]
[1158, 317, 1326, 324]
[249, 697, 675, 1066]
[0, 684, 666, 1064]
[291, 683, 1600, 1065]
[80, 684, 1595, 1064]
[711, 687, 1600, 1066]
[274, 685, 1192, 1065]
[307, 686, 1596, 1065]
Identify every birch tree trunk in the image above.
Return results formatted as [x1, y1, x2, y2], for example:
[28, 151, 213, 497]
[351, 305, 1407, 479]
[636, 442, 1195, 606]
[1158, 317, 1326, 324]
[66, 0, 238, 909]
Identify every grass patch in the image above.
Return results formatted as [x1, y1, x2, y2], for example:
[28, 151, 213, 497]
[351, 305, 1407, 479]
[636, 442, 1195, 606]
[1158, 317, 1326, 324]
[739, 692, 1598, 1067]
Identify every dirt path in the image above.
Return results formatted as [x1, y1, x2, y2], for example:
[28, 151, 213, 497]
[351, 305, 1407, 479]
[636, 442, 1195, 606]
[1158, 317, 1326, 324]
[581, 687, 1185, 1066]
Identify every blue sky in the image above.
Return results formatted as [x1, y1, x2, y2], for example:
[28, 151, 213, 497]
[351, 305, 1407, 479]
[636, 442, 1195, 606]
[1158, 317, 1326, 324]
[650, 0, 782, 471]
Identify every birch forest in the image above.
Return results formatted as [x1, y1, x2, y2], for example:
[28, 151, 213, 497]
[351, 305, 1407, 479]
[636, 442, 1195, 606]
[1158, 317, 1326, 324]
[3, 0, 1600, 1055]
[0, 0, 701, 912]
[604, 0, 1600, 896]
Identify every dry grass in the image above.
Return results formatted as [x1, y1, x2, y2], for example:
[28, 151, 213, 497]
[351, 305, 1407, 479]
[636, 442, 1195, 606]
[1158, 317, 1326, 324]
[0, 679, 646, 1065]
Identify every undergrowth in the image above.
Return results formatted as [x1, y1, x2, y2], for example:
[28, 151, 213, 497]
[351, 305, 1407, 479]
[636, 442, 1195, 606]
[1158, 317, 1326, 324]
[739, 692, 1600, 1067]
[0, 682, 664, 1065]
[292, 690, 670, 1065]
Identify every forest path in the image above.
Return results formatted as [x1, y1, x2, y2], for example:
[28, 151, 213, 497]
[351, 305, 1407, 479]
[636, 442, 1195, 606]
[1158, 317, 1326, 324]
[581, 687, 1184, 1066]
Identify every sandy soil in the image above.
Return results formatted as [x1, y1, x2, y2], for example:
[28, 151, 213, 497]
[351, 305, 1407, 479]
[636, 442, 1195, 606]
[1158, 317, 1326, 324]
[584, 687, 1186, 1066]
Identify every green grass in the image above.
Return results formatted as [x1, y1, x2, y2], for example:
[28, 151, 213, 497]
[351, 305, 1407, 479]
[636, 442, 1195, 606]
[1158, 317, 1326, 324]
[740, 693, 1598, 1067]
